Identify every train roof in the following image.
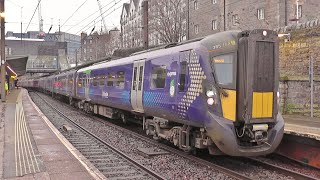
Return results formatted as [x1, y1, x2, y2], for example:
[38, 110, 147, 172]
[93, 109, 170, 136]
[78, 30, 242, 73]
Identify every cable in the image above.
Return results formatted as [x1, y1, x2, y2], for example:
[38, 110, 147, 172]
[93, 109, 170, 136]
[66, 0, 123, 34]
[58, 0, 89, 32]
[75, 0, 123, 35]
[24, 0, 42, 33]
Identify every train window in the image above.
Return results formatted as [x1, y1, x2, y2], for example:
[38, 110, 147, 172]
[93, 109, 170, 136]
[99, 75, 105, 86]
[116, 71, 125, 88]
[78, 74, 83, 88]
[107, 73, 114, 87]
[179, 61, 187, 92]
[92, 77, 98, 87]
[138, 66, 143, 90]
[212, 54, 234, 87]
[150, 66, 166, 89]
[133, 67, 137, 90]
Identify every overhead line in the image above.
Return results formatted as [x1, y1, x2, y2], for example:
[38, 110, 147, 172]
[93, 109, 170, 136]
[66, 0, 123, 34]
[58, 0, 89, 32]
[75, 0, 124, 35]
[24, 0, 42, 33]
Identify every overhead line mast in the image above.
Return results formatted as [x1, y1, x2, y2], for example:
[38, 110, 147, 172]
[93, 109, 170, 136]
[38, 0, 44, 38]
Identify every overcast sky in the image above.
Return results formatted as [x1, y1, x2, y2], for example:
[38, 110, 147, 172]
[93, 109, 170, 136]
[5, 0, 128, 35]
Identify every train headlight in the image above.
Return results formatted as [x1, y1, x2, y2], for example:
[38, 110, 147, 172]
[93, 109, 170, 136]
[263, 30, 267, 36]
[206, 89, 217, 97]
[207, 98, 215, 105]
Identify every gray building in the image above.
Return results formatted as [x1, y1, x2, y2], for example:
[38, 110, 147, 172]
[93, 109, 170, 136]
[189, 0, 320, 39]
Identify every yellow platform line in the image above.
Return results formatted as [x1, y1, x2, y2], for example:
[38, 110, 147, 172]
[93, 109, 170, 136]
[14, 104, 18, 176]
[18, 103, 27, 175]
[21, 104, 38, 173]
[20, 105, 32, 174]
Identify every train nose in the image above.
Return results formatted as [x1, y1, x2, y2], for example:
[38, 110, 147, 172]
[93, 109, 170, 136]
[205, 113, 284, 156]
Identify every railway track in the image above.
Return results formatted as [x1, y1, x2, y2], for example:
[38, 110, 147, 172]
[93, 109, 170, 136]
[30, 91, 319, 180]
[32, 92, 163, 180]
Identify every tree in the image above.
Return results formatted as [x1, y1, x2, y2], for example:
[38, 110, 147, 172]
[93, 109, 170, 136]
[149, 0, 187, 44]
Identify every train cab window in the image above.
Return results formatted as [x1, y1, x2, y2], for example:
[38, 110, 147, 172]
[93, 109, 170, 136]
[107, 73, 114, 87]
[211, 54, 234, 88]
[99, 75, 105, 86]
[179, 61, 187, 92]
[150, 66, 166, 89]
[116, 71, 125, 88]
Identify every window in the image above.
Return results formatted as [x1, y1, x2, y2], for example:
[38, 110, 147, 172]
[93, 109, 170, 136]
[297, 5, 302, 18]
[232, 14, 239, 25]
[89, 39, 92, 44]
[150, 66, 166, 89]
[116, 71, 125, 88]
[194, 25, 199, 34]
[179, 61, 187, 92]
[138, 66, 143, 90]
[99, 75, 105, 86]
[212, 0, 217, 4]
[78, 74, 83, 87]
[211, 54, 234, 87]
[257, 8, 264, 20]
[212, 20, 217, 30]
[133, 67, 137, 90]
[194, 1, 198, 10]
[107, 73, 114, 87]
[92, 77, 99, 87]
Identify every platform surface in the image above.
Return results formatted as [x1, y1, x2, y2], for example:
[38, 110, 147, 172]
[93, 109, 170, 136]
[283, 114, 320, 140]
[0, 89, 101, 180]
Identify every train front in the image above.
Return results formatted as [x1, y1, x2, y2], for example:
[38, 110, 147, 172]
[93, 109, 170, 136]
[202, 29, 284, 156]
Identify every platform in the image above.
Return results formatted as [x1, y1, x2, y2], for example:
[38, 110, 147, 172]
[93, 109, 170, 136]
[0, 89, 104, 180]
[283, 114, 320, 140]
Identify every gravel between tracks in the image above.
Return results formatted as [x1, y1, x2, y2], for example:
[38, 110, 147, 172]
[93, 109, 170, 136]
[30, 92, 314, 180]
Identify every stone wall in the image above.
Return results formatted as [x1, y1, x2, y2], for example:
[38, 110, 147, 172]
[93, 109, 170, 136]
[276, 21, 320, 117]
[280, 80, 320, 117]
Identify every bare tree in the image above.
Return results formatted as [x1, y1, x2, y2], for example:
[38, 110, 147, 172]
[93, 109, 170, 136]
[149, 0, 187, 44]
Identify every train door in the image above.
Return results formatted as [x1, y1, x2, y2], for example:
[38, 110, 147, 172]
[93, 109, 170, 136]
[84, 73, 90, 100]
[131, 59, 145, 113]
[176, 51, 190, 120]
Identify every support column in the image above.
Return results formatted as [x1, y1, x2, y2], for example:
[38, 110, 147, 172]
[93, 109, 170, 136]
[0, 0, 6, 102]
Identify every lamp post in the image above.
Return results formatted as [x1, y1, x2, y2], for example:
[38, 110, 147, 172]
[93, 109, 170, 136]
[0, 0, 6, 102]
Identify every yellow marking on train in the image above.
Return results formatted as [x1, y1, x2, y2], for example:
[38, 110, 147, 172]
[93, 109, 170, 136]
[252, 92, 273, 118]
[220, 90, 236, 121]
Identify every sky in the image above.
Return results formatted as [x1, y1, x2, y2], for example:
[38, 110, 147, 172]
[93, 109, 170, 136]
[5, 0, 128, 35]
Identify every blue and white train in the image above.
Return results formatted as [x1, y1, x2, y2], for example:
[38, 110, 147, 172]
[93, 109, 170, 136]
[22, 29, 284, 156]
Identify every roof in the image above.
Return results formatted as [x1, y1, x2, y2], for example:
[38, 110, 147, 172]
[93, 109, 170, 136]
[6, 56, 28, 76]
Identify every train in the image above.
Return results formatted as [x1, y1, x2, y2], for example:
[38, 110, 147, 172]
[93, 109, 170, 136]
[21, 29, 284, 156]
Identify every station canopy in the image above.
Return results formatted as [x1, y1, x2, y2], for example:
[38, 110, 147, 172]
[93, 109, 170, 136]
[6, 56, 28, 77]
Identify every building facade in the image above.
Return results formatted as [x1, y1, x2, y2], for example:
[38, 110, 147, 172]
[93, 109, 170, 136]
[189, 0, 320, 39]
[80, 29, 120, 63]
[120, 0, 145, 49]
[120, 0, 187, 49]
